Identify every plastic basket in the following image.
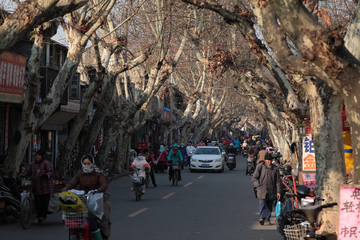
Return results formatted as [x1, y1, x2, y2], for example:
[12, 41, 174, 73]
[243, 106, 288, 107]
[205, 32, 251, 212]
[62, 209, 88, 229]
[283, 223, 309, 240]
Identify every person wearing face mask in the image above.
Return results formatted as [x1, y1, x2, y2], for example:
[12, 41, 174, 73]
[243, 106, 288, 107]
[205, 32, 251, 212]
[129, 150, 150, 194]
[168, 143, 183, 181]
[62, 155, 111, 240]
[22, 150, 54, 223]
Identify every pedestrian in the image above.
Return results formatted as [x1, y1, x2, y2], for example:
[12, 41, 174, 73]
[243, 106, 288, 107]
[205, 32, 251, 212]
[143, 148, 158, 187]
[252, 153, 281, 225]
[186, 141, 196, 166]
[22, 150, 54, 223]
[257, 146, 267, 162]
[179, 143, 188, 169]
[156, 144, 168, 173]
[62, 154, 111, 239]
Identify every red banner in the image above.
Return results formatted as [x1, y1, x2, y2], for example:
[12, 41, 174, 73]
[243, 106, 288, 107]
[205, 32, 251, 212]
[0, 51, 26, 103]
[136, 142, 148, 153]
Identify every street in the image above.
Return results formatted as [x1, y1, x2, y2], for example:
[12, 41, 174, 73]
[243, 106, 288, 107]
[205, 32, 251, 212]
[1, 155, 281, 240]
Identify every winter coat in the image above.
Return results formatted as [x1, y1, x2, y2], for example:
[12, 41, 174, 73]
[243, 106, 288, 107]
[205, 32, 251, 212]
[180, 147, 188, 158]
[186, 145, 196, 156]
[23, 160, 54, 195]
[156, 150, 168, 162]
[168, 149, 183, 164]
[65, 168, 108, 194]
[235, 139, 241, 148]
[130, 156, 149, 179]
[258, 150, 268, 161]
[252, 161, 281, 200]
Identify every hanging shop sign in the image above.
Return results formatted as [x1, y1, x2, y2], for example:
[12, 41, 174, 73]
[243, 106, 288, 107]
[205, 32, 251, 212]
[302, 121, 316, 171]
[0, 51, 26, 103]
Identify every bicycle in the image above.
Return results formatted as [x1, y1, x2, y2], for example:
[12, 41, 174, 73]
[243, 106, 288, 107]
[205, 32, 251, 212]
[171, 164, 180, 186]
[18, 176, 35, 229]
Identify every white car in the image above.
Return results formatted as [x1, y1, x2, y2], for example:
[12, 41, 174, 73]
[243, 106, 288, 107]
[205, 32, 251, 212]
[189, 146, 225, 173]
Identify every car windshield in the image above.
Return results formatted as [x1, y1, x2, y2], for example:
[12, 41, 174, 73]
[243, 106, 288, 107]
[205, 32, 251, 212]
[194, 148, 220, 155]
[209, 143, 225, 151]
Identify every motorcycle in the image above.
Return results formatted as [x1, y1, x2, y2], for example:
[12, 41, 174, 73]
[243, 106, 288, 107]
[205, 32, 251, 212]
[245, 158, 254, 175]
[129, 168, 144, 201]
[59, 189, 104, 240]
[276, 175, 324, 239]
[226, 153, 236, 170]
[0, 172, 21, 223]
[242, 149, 247, 158]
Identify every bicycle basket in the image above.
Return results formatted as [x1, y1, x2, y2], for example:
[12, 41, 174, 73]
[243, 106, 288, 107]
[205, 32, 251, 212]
[62, 209, 88, 229]
[283, 223, 309, 240]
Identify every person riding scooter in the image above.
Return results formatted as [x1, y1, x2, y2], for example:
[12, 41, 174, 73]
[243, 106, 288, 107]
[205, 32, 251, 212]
[226, 143, 237, 170]
[168, 144, 183, 181]
[62, 155, 111, 240]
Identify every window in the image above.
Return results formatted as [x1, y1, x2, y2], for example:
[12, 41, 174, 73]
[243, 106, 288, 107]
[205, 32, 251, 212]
[194, 148, 220, 155]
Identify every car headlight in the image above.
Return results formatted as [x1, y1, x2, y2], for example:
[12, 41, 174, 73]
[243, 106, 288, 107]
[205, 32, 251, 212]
[191, 158, 197, 162]
[215, 158, 222, 163]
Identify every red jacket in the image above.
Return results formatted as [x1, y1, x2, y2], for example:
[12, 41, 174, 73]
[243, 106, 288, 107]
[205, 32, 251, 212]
[156, 150, 168, 162]
[145, 153, 155, 163]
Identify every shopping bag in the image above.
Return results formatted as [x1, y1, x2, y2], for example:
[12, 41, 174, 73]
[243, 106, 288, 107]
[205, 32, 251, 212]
[275, 198, 282, 217]
[87, 192, 104, 219]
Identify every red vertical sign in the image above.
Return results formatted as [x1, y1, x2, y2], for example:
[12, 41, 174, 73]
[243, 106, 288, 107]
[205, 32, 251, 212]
[5, 104, 9, 150]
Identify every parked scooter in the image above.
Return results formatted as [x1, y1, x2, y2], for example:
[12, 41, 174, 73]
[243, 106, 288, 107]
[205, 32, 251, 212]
[0, 172, 21, 223]
[226, 153, 236, 170]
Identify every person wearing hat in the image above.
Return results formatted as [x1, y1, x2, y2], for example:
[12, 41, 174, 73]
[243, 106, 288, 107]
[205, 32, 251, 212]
[168, 143, 183, 181]
[252, 153, 281, 226]
[143, 148, 157, 187]
[62, 154, 111, 240]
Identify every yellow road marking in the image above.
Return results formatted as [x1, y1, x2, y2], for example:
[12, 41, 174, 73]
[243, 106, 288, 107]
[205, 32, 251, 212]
[198, 175, 205, 179]
[128, 208, 148, 217]
[183, 182, 193, 187]
[162, 192, 175, 199]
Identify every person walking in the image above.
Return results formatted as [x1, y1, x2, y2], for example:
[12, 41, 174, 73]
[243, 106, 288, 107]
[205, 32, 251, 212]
[22, 150, 54, 223]
[179, 143, 188, 169]
[252, 153, 281, 225]
[186, 141, 196, 166]
[143, 148, 158, 187]
[156, 145, 168, 173]
[257, 146, 268, 162]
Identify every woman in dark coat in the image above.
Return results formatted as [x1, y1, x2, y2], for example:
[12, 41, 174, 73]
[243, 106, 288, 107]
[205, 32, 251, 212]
[63, 155, 111, 240]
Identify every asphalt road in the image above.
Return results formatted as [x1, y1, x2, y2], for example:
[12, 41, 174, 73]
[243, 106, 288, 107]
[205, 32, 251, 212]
[1, 155, 281, 240]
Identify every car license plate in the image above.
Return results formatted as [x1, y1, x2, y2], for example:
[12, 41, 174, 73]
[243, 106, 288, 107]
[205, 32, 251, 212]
[0, 201, 4, 209]
[201, 164, 210, 167]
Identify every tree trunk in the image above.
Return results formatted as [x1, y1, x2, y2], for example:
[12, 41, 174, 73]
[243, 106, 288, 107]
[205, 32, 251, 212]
[114, 130, 131, 174]
[96, 124, 119, 170]
[310, 85, 346, 203]
[55, 74, 104, 179]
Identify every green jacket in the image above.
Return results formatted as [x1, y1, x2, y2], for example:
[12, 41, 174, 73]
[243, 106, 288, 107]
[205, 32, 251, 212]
[168, 149, 183, 164]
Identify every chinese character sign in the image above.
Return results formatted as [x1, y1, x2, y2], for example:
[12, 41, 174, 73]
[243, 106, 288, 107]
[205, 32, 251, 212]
[136, 142, 148, 153]
[0, 51, 26, 103]
[339, 185, 360, 240]
[302, 173, 316, 191]
[302, 121, 316, 171]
